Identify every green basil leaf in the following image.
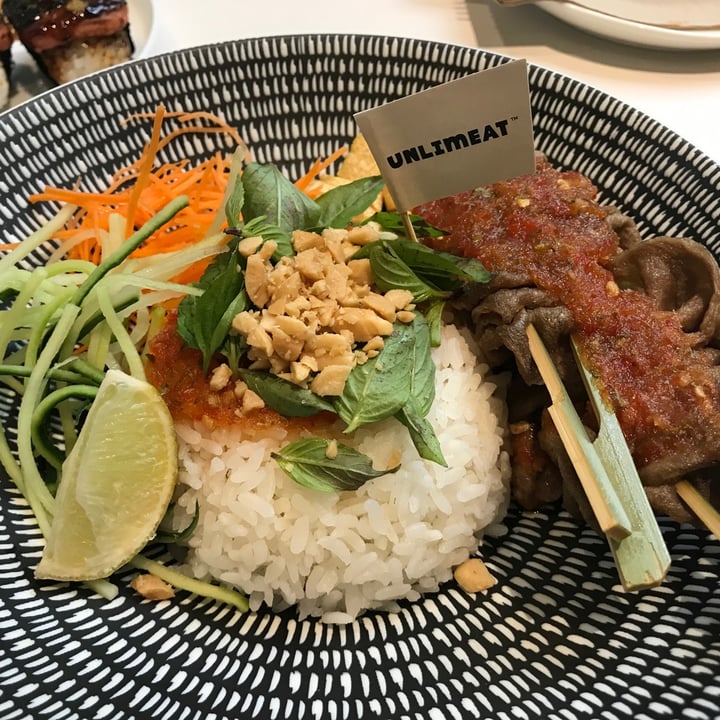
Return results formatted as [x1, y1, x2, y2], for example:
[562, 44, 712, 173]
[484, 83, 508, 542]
[272, 438, 399, 493]
[334, 322, 415, 433]
[176, 294, 199, 350]
[207, 289, 249, 364]
[176, 242, 245, 370]
[391, 239, 491, 289]
[240, 216, 294, 260]
[364, 211, 444, 239]
[241, 162, 321, 233]
[423, 299, 445, 348]
[220, 334, 249, 376]
[406, 313, 435, 417]
[314, 176, 385, 228]
[395, 404, 447, 467]
[225, 174, 245, 229]
[240, 370, 335, 417]
[368, 243, 449, 303]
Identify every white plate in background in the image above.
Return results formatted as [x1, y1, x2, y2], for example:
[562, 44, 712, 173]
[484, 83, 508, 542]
[537, 1, 720, 50]
[7, 0, 154, 107]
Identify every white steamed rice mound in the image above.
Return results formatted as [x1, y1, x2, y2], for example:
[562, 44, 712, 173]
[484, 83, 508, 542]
[171, 323, 510, 623]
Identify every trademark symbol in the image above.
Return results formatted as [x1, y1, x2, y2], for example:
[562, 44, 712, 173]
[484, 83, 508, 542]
[511, 115, 519, 121]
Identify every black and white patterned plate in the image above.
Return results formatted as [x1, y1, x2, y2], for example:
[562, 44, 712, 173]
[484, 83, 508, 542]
[0, 35, 718, 720]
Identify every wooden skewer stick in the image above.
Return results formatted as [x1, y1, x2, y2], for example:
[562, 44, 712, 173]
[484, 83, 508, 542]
[676, 480, 720, 538]
[526, 324, 632, 540]
[402, 211, 420, 243]
[571, 336, 671, 591]
[527, 323, 671, 591]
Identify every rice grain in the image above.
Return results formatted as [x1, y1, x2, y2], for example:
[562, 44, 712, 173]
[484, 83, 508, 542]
[171, 324, 509, 621]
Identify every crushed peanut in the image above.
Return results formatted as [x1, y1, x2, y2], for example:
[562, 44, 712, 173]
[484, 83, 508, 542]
[605, 280, 620, 297]
[130, 573, 175, 601]
[242, 388, 266, 413]
[325, 439, 339, 460]
[230, 223, 416, 396]
[237, 235, 265, 257]
[515, 197, 531, 208]
[209, 363, 232, 391]
[453, 558, 497, 593]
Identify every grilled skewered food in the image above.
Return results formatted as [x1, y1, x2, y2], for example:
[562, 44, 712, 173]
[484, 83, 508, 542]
[3, 0, 133, 85]
[416, 156, 720, 527]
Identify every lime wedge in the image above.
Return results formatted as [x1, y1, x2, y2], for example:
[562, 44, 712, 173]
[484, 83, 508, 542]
[35, 370, 178, 581]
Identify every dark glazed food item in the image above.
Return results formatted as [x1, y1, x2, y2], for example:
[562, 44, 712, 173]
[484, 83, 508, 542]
[0, 3, 11, 106]
[3, 0, 132, 85]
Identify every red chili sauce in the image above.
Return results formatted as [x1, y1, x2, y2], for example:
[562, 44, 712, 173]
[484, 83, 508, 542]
[416, 157, 719, 474]
[145, 310, 333, 436]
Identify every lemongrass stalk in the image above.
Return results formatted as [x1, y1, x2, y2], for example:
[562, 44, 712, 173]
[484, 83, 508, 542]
[16, 304, 80, 531]
[102, 274, 204, 297]
[128, 305, 150, 347]
[129, 555, 249, 612]
[85, 578, 119, 601]
[24, 286, 76, 370]
[0, 268, 48, 362]
[0, 203, 77, 275]
[0, 428, 23, 487]
[85, 321, 113, 371]
[0, 375, 25, 395]
[106, 213, 126, 258]
[71, 286, 138, 347]
[58, 399, 79, 457]
[1, 328, 32, 345]
[71, 195, 189, 307]
[123, 233, 228, 280]
[95, 285, 145, 381]
[44, 259, 98, 278]
[46, 229, 100, 265]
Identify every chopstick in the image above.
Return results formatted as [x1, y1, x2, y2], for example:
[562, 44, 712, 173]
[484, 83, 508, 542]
[526, 324, 671, 590]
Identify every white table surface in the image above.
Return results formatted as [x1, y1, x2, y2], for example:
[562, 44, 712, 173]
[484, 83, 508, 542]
[141, 0, 720, 166]
[5, 0, 720, 167]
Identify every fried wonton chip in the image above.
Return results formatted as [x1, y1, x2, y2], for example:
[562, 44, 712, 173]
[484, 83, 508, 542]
[338, 134, 396, 212]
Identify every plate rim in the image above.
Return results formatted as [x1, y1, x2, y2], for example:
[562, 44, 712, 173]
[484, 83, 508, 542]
[536, 0, 720, 50]
[0, 32, 718, 720]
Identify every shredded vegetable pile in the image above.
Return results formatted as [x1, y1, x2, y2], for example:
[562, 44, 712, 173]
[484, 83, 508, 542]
[0, 108, 254, 603]
[0, 105, 490, 605]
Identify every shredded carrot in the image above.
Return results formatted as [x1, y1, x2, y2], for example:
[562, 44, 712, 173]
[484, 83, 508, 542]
[294, 144, 348, 195]
[22, 105, 348, 282]
[28, 106, 244, 273]
[124, 105, 166, 237]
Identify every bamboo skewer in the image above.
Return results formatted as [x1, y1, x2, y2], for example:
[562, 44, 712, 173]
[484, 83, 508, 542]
[676, 480, 720, 538]
[526, 324, 671, 591]
[526, 324, 632, 540]
[571, 337, 671, 590]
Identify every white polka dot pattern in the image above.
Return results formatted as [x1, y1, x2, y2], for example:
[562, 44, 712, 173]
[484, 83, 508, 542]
[0, 34, 718, 720]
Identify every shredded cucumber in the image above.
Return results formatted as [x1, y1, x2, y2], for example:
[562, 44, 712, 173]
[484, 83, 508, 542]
[0, 193, 248, 610]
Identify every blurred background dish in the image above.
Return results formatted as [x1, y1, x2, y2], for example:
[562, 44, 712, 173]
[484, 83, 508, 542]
[5, 0, 153, 108]
[535, 0, 720, 49]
